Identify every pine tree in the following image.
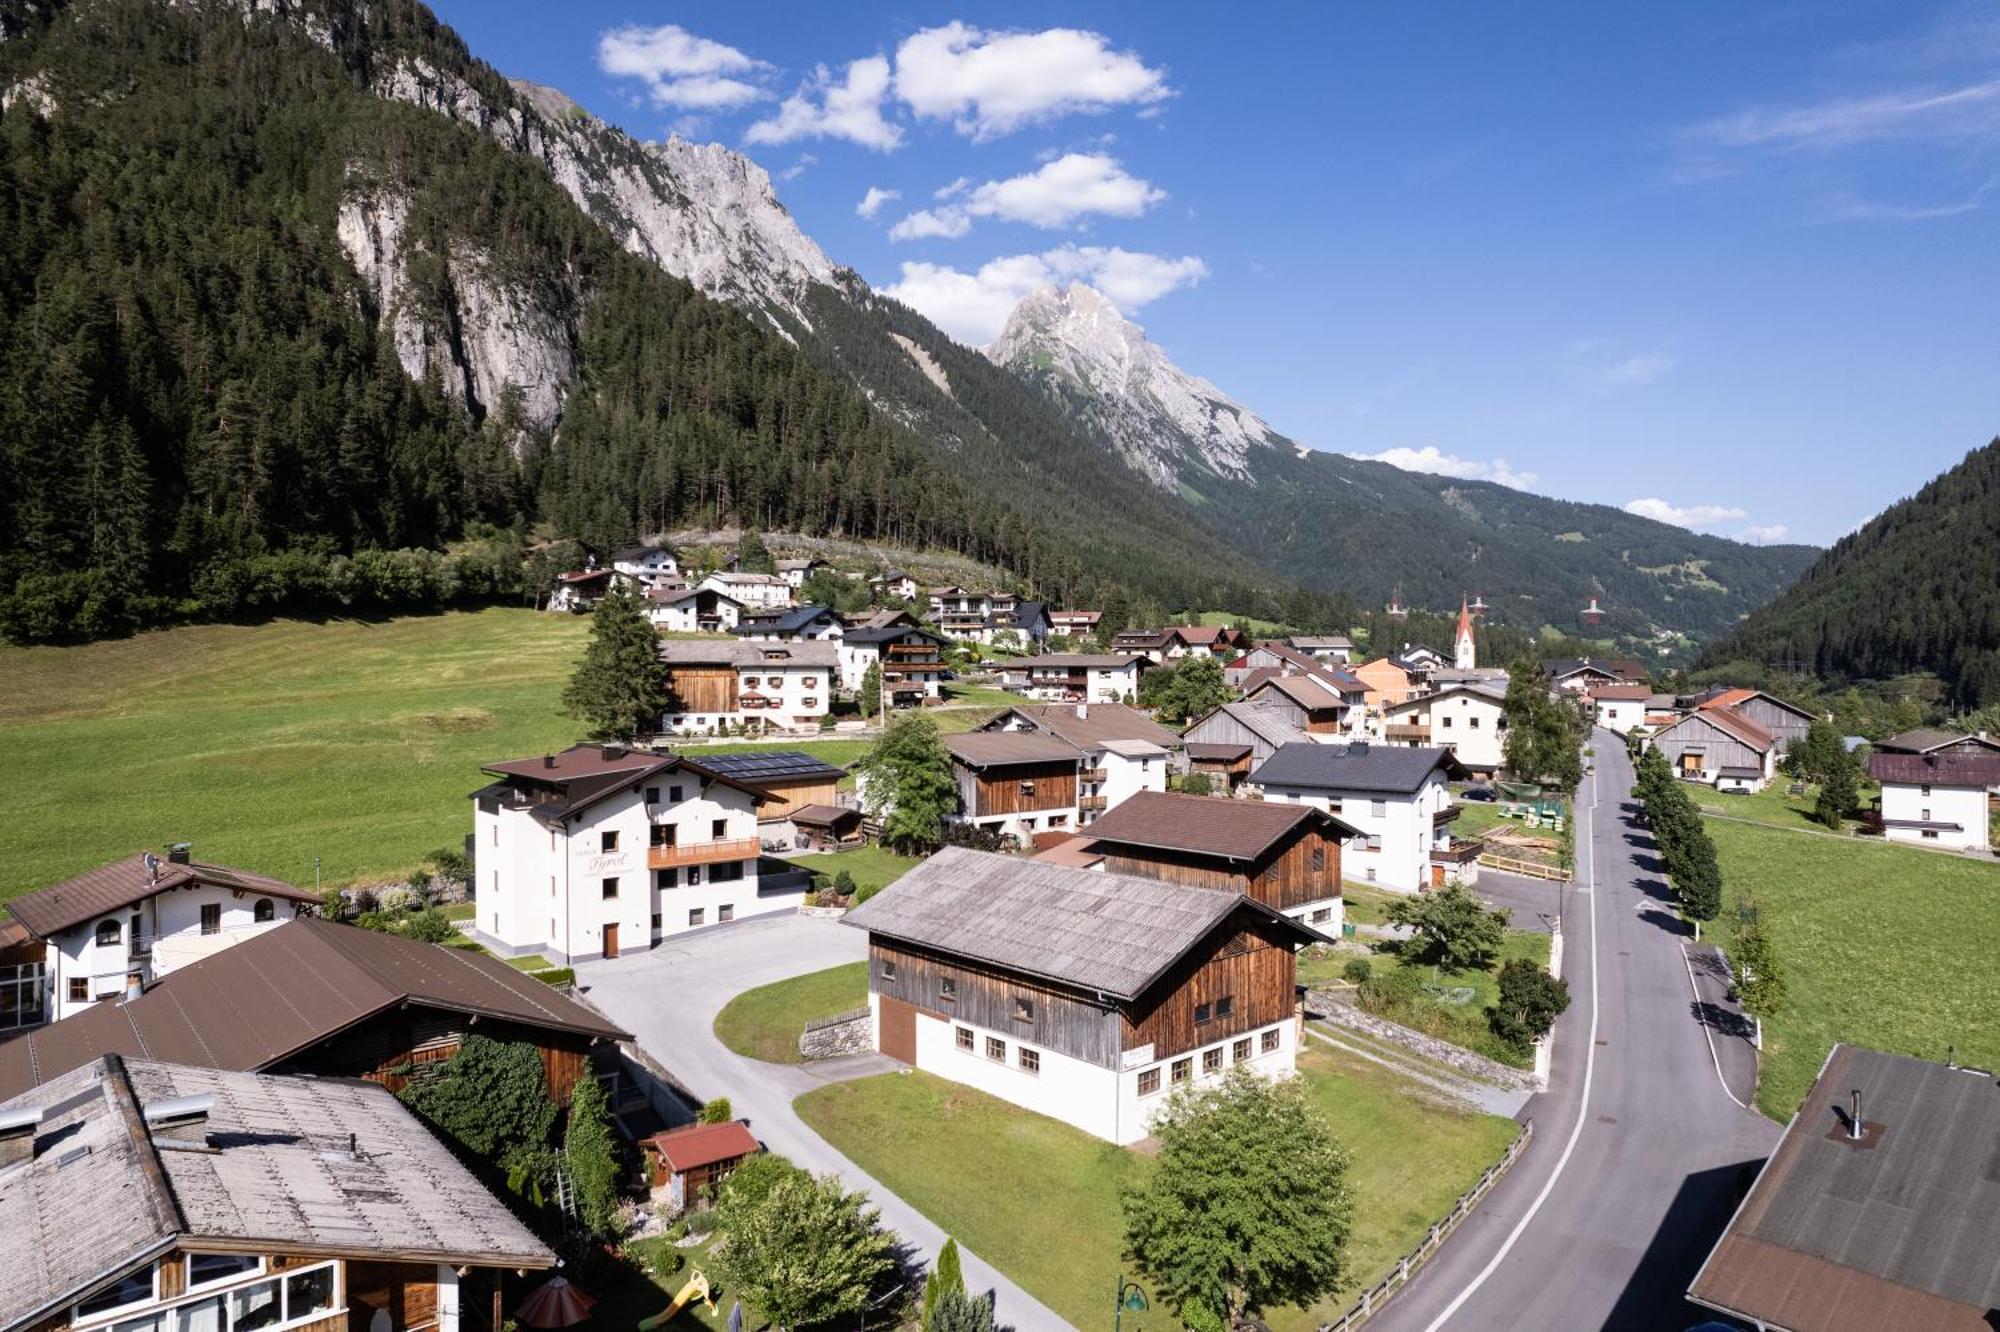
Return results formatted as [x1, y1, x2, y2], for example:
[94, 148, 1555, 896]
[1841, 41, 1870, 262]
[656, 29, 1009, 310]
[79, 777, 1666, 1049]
[859, 661, 882, 718]
[562, 584, 669, 740]
[736, 529, 777, 574]
[921, 1238, 964, 1331]
[1814, 753, 1859, 829]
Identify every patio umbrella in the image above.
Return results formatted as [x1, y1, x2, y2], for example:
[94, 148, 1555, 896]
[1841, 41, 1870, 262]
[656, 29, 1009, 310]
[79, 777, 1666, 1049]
[516, 1277, 596, 1328]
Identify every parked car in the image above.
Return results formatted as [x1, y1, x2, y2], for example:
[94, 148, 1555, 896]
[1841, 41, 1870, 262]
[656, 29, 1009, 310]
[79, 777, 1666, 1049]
[1461, 785, 1498, 802]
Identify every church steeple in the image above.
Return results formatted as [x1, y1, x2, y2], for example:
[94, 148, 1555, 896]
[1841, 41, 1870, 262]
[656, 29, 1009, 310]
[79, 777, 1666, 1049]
[1454, 595, 1476, 671]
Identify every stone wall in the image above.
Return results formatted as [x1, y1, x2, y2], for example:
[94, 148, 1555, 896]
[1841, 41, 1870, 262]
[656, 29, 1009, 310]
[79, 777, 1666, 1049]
[1304, 990, 1535, 1091]
[798, 1007, 872, 1060]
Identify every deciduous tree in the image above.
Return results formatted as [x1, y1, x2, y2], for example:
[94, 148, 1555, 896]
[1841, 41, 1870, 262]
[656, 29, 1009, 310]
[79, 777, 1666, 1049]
[1153, 653, 1231, 724]
[1385, 881, 1508, 974]
[856, 713, 957, 852]
[1488, 959, 1570, 1052]
[714, 1172, 897, 1332]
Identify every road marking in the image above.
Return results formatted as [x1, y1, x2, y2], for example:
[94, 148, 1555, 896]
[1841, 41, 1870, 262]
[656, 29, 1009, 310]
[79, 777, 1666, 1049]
[1423, 747, 1602, 1330]
[1680, 941, 1752, 1112]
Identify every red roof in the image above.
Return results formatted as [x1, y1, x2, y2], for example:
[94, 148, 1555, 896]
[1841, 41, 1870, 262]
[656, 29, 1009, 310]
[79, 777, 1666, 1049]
[1699, 688, 1759, 711]
[1589, 684, 1654, 701]
[646, 1121, 760, 1172]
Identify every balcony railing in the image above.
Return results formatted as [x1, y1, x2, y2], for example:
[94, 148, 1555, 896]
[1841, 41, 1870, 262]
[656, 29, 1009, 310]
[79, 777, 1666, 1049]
[1430, 837, 1485, 865]
[647, 837, 762, 870]
[1079, 767, 1108, 783]
[1079, 795, 1108, 812]
[1384, 724, 1430, 741]
[1432, 805, 1463, 826]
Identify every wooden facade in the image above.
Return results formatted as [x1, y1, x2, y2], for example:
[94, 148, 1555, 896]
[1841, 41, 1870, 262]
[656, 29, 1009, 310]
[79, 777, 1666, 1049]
[1099, 823, 1341, 914]
[1650, 712, 1769, 777]
[871, 940, 1122, 1067]
[966, 761, 1078, 817]
[270, 1009, 596, 1105]
[1122, 922, 1297, 1057]
[752, 776, 841, 821]
[664, 665, 738, 714]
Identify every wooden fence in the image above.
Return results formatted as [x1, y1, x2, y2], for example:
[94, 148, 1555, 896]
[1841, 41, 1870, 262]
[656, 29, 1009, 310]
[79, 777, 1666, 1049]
[1319, 1119, 1536, 1331]
[1476, 851, 1571, 882]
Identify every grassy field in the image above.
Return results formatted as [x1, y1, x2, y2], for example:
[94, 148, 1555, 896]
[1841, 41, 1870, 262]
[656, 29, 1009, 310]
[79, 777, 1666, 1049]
[1709, 816, 2000, 1118]
[780, 846, 920, 894]
[1299, 930, 1551, 1068]
[0, 609, 874, 899]
[712, 961, 870, 1063]
[795, 1042, 1518, 1329]
[1194, 609, 1297, 637]
[1695, 778, 1878, 835]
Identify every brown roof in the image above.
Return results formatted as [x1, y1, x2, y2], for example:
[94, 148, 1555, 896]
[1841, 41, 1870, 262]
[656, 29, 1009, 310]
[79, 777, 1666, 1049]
[1031, 836, 1107, 868]
[944, 732, 1082, 769]
[790, 803, 861, 828]
[1184, 741, 1252, 761]
[1081, 790, 1356, 862]
[992, 703, 1181, 751]
[0, 918, 628, 1101]
[645, 1120, 761, 1172]
[1687, 1044, 2000, 1331]
[1588, 683, 1654, 701]
[1866, 751, 2000, 787]
[8, 853, 314, 940]
[1875, 727, 2000, 755]
[481, 744, 770, 818]
[1017, 653, 1147, 669]
[1246, 673, 1347, 712]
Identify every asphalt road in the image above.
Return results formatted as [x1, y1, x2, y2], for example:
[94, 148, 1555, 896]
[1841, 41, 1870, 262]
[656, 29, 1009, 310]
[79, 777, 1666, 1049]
[574, 915, 1073, 1332]
[1373, 730, 1781, 1332]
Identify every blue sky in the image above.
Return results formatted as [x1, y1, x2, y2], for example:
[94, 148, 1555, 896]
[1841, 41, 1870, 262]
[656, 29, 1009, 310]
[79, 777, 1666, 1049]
[429, 1, 2000, 547]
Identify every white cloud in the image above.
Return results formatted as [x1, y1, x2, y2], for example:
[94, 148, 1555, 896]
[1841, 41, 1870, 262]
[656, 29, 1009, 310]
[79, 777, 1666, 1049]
[888, 153, 1163, 240]
[1560, 338, 1678, 389]
[777, 154, 817, 182]
[1624, 497, 1750, 529]
[1738, 523, 1791, 544]
[881, 245, 1207, 345]
[748, 56, 903, 151]
[1689, 79, 2000, 152]
[855, 187, 901, 219]
[1350, 446, 1537, 491]
[597, 24, 770, 109]
[894, 22, 1171, 140]
[1599, 351, 1677, 386]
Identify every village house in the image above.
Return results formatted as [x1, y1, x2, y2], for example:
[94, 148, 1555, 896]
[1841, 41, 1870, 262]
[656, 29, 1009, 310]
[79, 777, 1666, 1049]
[0, 1055, 554, 1332]
[736, 604, 845, 642]
[1287, 634, 1354, 664]
[870, 568, 918, 602]
[1865, 750, 1999, 852]
[0, 917, 628, 1104]
[699, 569, 792, 611]
[1108, 628, 1175, 662]
[942, 732, 1082, 842]
[691, 750, 848, 849]
[1687, 1044, 2000, 1332]
[1251, 741, 1474, 891]
[612, 543, 681, 588]
[1241, 672, 1364, 737]
[1004, 653, 1149, 704]
[645, 584, 741, 633]
[1166, 624, 1250, 660]
[549, 566, 615, 612]
[1543, 657, 1644, 692]
[1221, 640, 1343, 690]
[1873, 727, 2000, 758]
[837, 620, 949, 706]
[657, 639, 837, 733]
[1049, 609, 1101, 639]
[6, 849, 316, 1023]
[1380, 681, 1510, 777]
[1646, 705, 1777, 792]
[1587, 683, 1654, 736]
[0, 921, 44, 1032]
[1692, 688, 1815, 756]
[991, 599, 1052, 649]
[1350, 655, 1427, 714]
[927, 587, 1015, 642]
[1079, 791, 1355, 929]
[844, 847, 1323, 1145]
[470, 744, 794, 963]
[979, 703, 1179, 826]
[775, 556, 830, 589]
[1181, 701, 1312, 791]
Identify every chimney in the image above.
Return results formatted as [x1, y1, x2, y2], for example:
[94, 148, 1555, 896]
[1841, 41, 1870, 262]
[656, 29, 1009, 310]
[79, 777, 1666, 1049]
[122, 977, 143, 1005]
[0, 1105, 44, 1170]
[542, 754, 556, 769]
[1075, 702, 1088, 720]
[1349, 741, 1370, 757]
[1848, 1089, 1863, 1140]
[167, 843, 192, 866]
[143, 1093, 215, 1149]
[600, 744, 623, 761]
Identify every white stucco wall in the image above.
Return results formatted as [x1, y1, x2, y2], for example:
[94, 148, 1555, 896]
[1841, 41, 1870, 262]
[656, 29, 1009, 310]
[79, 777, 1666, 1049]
[1263, 774, 1448, 893]
[1595, 699, 1645, 736]
[1881, 780, 1990, 851]
[47, 880, 301, 1020]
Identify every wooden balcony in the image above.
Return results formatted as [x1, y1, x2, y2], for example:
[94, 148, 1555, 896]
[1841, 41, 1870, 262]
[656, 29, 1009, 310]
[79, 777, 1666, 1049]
[1384, 724, 1431, 742]
[1079, 767, 1108, 783]
[1079, 795, 1108, 812]
[1430, 837, 1485, 865]
[647, 837, 761, 870]
[1432, 804, 1463, 826]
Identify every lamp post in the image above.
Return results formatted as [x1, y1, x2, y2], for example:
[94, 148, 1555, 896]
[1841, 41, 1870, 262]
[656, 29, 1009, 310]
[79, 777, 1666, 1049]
[1114, 1276, 1148, 1332]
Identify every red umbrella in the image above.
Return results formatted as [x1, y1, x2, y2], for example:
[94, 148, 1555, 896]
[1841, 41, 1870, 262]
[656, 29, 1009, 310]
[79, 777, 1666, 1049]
[516, 1277, 596, 1329]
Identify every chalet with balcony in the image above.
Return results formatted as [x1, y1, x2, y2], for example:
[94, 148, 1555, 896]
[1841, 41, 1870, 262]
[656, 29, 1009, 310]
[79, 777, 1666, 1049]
[1109, 628, 1176, 662]
[0, 1055, 553, 1332]
[1005, 653, 1150, 704]
[838, 621, 949, 705]
[927, 587, 1017, 643]
[942, 732, 1082, 842]
[1079, 791, 1355, 929]
[979, 704, 1179, 825]
[1380, 681, 1509, 776]
[1866, 750, 2000, 852]
[470, 744, 791, 962]
[1542, 658, 1644, 692]
[1181, 702, 1312, 791]
[645, 584, 741, 633]
[6, 850, 315, 1024]
[736, 604, 845, 642]
[549, 567, 615, 612]
[698, 570, 792, 611]
[775, 557, 830, 589]
[1049, 610, 1101, 639]
[693, 750, 848, 847]
[870, 569, 918, 602]
[845, 848, 1325, 1144]
[657, 639, 836, 734]
[1251, 742, 1474, 891]
[0, 917, 628, 1105]
[611, 543, 681, 588]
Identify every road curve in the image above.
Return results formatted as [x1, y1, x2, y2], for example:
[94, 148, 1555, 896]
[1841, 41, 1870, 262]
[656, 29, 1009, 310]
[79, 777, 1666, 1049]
[1372, 729, 1780, 1331]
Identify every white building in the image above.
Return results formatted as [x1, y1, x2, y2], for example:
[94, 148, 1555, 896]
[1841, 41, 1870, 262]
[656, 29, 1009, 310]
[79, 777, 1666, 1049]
[871, 569, 919, 602]
[647, 584, 742, 633]
[1003, 654, 1149, 704]
[1867, 751, 1999, 852]
[657, 639, 837, 734]
[845, 847, 1320, 1145]
[1589, 684, 1654, 737]
[1454, 597, 1477, 671]
[4, 849, 315, 1022]
[470, 744, 797, 963]
[978, 703, 1181, 826]
[1287, 635, 1354, 665]
[1250, 741, 1469, 892]
[837, 619, 948, 704]
[737, 604, 846, 642]
[775, 557, 830, 589]
[699, 570, 792, 611]
[611, 544, 681, 588]
[1380, 682, 1509, 777]
[549, 567, 614, 612]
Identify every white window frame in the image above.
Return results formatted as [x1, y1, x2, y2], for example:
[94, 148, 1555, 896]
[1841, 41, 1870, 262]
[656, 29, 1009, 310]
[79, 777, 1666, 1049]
[75, 1261, 345, 1332]
[186, 1255, 265, 1292]
[73, 1264, 159, 1326]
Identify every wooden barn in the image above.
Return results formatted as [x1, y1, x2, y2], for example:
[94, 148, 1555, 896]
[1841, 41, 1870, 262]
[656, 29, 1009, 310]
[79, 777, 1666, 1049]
[1181, 701, 1312, 790]
[943, 732, 1083, 842]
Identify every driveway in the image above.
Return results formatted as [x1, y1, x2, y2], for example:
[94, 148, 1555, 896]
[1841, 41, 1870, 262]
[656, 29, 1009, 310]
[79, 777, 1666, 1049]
[575, 915, 1073, 1332]
[1371, 732, 1781, 1331]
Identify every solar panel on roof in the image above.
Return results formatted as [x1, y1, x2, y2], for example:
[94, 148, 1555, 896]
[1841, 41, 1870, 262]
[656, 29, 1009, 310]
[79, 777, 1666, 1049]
[695, 750, 844, 779]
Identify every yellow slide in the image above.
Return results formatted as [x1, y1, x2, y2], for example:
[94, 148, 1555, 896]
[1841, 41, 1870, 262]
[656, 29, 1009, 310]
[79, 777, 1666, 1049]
[638, 1271, 712, 1330]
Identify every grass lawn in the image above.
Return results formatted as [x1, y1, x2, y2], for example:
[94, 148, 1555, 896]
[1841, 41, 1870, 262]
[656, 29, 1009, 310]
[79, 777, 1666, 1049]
[1340, 881, 1402, 927]
[938, 679, 1019, 710]
[0, 609, 875, 900]
[796, 1042, 1516, 1329]
[1194, 609, 1297, 637]
[713, 961, 869, 1063]
[1298, 930, 1550, 1068]
[1709, 816, 2000, 1118]
[780, 845, 920, 894]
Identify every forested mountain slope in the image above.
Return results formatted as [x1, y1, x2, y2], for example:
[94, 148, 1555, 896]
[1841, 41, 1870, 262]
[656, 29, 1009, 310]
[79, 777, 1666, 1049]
[1701, 440, 2000, 708]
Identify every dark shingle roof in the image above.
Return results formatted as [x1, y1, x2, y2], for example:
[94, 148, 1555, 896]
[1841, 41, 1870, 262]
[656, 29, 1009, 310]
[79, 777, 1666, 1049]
[1875, 727, 2000, 755]
[0, 918, 628, 1102]
[736, 604, 840, 635]
[1082, 791, 1354, 861]
[1866, 751, 2000, 787]
[9, 854, 314, 940]
[843, 847, 1321, 999]
[1250, 741, 1459, 794]
[944, 732, 1082, 769]
[1688, 1044, 2000, 1331]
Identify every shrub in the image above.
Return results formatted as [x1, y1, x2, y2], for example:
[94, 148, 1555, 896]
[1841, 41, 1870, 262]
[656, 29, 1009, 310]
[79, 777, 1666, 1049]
[377, 885, 414, 914]
[850, 881, 885, 906]
[697, 1097, 734, 1125]
[319, 887, 346, 921]
[833, 870, 857, 895]
[624, 1236, 683, 1281]
[532, 967, 575, 987]
[716, 1152, 808, 1213]
[1177, 771, 1214, 797]
[402, 907, 457, 944]
[1341, 957, 1372, 985]
[1487, 960, 1570, 1053]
